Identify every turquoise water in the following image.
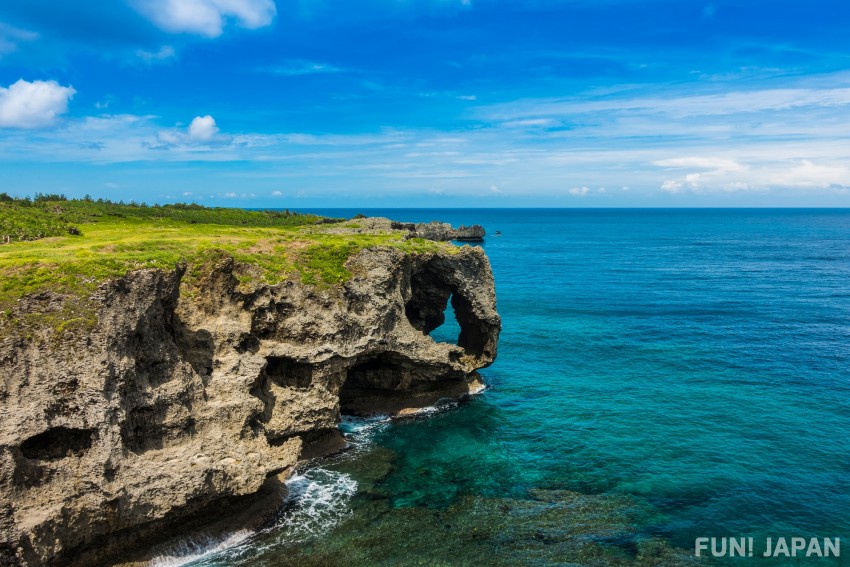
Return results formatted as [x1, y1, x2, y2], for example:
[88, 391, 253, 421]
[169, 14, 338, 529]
[163, 209, 850, 566]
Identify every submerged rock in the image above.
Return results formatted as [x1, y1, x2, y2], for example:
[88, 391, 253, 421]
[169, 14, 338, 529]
[0, 244, 500, 565]
[239, 489, 705, 567]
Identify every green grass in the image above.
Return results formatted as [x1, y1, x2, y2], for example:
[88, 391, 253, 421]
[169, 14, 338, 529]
[0, 193, 327, 243]
[0, 196, 456, 339]
[0, 201, 79, 242]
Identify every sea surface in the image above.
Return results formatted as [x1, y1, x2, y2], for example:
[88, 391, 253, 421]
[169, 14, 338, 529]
[155, 209, 850, 566]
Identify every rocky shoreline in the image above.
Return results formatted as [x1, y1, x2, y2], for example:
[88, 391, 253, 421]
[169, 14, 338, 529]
[392, 221, 486, 242]
[0, 220, 500, 566]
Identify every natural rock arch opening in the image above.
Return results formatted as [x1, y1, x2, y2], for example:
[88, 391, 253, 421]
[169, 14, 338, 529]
[428, 293, 462, 345]
[405, 263, 490, 357]
[405, 268, 452, 337]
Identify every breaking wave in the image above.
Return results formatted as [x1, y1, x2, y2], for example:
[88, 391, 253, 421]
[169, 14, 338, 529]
[146, 468, 357, 566]
[148, 530, 253, 567]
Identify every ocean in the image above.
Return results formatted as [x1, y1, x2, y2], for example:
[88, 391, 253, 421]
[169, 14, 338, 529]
[155, 209, 850, 566]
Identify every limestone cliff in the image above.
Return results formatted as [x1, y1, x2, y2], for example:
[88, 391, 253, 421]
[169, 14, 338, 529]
[0, 244, 500, 566]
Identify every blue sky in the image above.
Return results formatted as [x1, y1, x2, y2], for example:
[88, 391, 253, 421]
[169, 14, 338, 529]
[1, 0, 849, 207]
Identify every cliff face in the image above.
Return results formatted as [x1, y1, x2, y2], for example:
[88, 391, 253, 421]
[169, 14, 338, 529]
[0, 245, 500, 566]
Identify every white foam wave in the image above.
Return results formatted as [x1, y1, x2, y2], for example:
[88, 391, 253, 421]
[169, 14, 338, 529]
[148, 530, 253, 567]
[146, 468, 357, 566]
[339, 415, 391, 450]
[144, 402, 480, 565]
[268, 468, 358, 543]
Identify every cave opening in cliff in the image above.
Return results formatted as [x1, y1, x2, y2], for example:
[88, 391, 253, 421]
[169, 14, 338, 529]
[339, 353, 408, 416]
[264, 356, 313, 389]
[20, 427, 95, 461]
[405, 265, 489, 357]
[339, 352, 464, 416]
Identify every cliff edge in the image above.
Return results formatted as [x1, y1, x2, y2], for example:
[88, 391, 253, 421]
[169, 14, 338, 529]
[0, 215, 500, 565]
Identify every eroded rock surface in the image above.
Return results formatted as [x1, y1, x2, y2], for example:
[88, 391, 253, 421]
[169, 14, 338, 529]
[323, 217, 485, 242]
[0, 245, 500, 566]
[388, 221, 486, 242]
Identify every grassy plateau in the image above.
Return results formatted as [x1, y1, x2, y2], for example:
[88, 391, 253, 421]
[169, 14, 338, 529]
[0, 194, 451, 338]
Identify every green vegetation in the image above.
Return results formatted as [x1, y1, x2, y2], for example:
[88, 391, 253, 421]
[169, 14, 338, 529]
[0, 194, 79, 242]
[0, 193, 324, 243]
[0, 195, 455, 338]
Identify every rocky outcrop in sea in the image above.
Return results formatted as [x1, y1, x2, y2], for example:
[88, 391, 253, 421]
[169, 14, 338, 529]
[391, 221, 486, 242]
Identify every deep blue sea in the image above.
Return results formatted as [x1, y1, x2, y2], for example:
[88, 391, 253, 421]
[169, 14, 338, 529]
[159, 209, 850, 566]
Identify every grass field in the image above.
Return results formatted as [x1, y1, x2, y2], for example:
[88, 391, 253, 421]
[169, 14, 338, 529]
[0, 195, 451, 336]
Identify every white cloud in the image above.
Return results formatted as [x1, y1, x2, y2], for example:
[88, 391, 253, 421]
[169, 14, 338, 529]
[660, 179, 684, 193]
[0, 22, 38, 56]
[0, 79, 76, 128]
[502, 118, 555, 128]
[157, 130, 182, 145]
[133, 0, 276, 37]
[94, 96, 117, 110]
[484, 87, 850, 122]
[566, 186, 608, 196]
[257, 60, 342, 76]
[655, 156, 850, 193]
[271, 190, 283, 196]
[154, 114, 225, 148]
[188, 115, 219, 141]
[653, 157, 745, 171]
[772, 160, 850, 189]
[136, 45, 176, 63]
[2, 82, 849, 206]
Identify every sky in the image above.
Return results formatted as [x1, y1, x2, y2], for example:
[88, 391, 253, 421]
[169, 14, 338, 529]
[1, 0, 849, 207]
